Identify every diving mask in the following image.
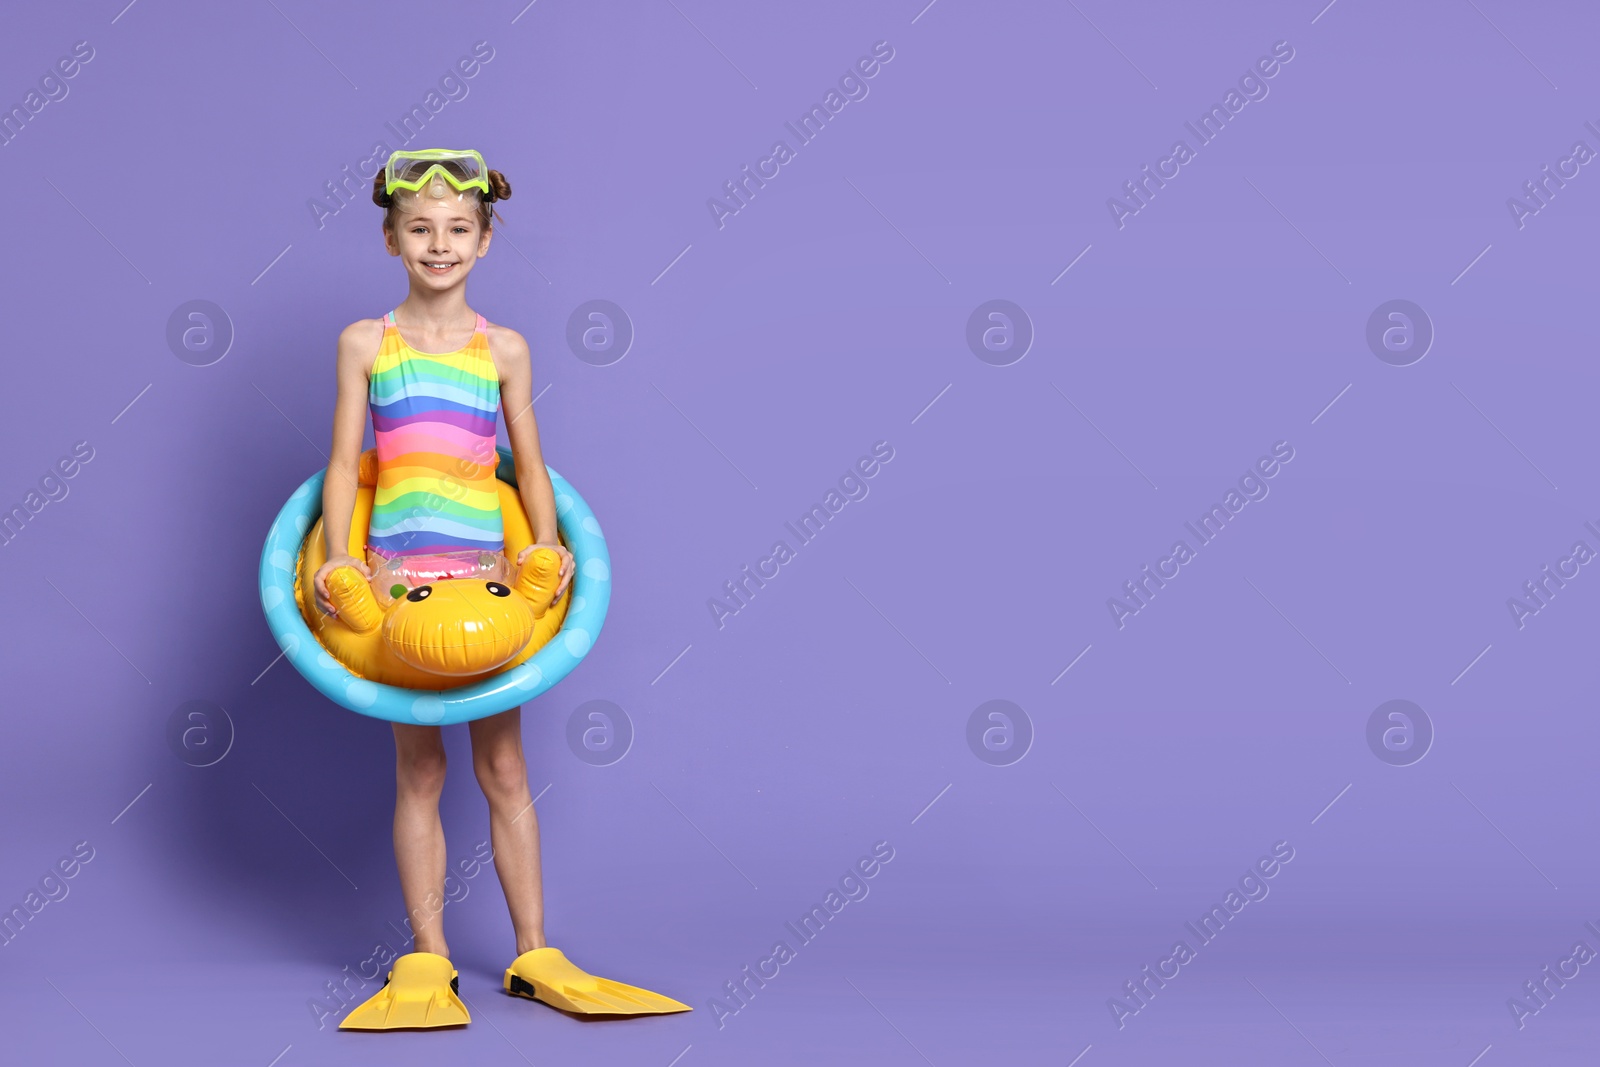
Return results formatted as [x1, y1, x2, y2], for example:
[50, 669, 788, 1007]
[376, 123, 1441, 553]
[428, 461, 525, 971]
[383, 148, 492, 199]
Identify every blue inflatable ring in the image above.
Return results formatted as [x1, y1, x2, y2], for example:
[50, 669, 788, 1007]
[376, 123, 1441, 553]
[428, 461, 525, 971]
[258, 447, 609, 725]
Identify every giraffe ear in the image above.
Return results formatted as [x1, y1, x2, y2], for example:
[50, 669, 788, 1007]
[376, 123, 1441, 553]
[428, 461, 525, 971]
[515, 549, 562, 619]
[325, 567, 383, 633]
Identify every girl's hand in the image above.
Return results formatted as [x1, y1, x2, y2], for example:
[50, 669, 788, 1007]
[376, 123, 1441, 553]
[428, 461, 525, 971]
[314, 555, 372, 616]
[518, 543, 574, 602]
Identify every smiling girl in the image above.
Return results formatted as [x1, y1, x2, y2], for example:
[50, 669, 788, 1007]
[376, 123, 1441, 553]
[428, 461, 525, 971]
[316, 149, 689, 1029]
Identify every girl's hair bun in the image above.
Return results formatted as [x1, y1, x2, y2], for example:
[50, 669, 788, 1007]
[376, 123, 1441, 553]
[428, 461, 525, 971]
[486, 169, 512, 202]
[371, 171, 393, 208]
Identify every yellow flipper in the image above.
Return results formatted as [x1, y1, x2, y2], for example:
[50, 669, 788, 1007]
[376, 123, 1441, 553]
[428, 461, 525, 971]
[340, 952, 470, 1030]
[503, 947, 690, 1016]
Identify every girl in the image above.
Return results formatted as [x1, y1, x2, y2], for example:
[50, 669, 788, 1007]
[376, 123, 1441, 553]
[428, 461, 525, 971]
[314, 149, 688, 1029]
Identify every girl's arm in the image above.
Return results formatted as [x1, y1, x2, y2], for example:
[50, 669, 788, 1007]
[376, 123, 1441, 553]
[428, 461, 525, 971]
[314, 322, 378, 613]
[496, 327, 574, 598]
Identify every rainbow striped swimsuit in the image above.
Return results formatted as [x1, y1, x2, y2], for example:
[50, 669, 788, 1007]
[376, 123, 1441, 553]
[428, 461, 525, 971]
[367, 309, 505, 559]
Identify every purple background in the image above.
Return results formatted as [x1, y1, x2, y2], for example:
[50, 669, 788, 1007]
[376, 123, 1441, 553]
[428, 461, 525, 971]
[4, 1, 1599, 1063]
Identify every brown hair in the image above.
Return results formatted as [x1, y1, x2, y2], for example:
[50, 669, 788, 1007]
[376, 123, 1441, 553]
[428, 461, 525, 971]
[372, 165, 511, 232]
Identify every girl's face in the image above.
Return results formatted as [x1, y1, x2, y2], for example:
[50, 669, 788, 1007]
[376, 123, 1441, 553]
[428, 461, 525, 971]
[383, 196, 491, 289]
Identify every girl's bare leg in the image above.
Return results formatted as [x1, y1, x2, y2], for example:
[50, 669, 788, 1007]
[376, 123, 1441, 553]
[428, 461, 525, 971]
[468, 706, 547, 954]
[391, 723, 451, 956]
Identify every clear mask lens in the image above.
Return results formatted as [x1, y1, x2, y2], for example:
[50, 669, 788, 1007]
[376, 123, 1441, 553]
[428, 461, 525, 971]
[391, 185, 481, 216]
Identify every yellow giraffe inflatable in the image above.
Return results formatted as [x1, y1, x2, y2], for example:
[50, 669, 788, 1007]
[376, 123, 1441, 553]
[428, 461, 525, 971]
[294, 449, 570, 689]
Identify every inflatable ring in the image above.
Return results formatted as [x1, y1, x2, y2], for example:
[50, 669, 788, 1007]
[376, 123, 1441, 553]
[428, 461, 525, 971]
[258, 447, 609, 726]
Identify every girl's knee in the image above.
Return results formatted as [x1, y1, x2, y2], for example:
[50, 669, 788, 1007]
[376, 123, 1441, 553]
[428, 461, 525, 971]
[396, 746, 448, 795]
[473, 748, 527, 801]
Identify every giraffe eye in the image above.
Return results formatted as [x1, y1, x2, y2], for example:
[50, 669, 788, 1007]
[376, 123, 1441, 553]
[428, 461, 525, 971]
[406, 586, 433, 602]
[486, 582, 511, 598]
